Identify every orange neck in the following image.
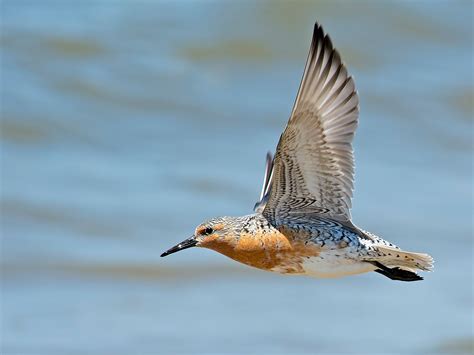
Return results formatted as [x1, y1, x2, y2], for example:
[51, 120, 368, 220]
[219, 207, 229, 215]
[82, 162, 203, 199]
[200, 227, 321, 273]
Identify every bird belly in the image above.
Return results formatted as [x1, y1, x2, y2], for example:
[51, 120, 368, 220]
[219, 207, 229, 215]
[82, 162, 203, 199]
[299, 250, 377, 278]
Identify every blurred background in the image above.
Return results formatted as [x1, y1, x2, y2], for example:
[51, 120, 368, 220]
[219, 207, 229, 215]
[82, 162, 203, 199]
[1, 1, 473, 354]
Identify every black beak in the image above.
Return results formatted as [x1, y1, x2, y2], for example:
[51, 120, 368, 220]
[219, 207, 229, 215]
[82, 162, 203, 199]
[161, 236, 197, 257]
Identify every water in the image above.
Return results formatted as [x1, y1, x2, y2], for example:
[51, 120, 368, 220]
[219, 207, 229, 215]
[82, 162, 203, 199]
[1, 1, 473, 354]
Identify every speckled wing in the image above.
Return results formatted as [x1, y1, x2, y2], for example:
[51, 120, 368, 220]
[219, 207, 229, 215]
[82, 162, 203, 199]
[263, 23, 359, 224]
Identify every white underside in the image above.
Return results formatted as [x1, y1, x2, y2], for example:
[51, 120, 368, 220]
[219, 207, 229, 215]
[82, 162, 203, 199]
[301, 256, 376, 278]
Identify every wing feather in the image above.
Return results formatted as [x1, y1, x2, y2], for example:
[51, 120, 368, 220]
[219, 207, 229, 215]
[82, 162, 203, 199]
[263, 23, 359, 223]
[254, 152, 274, 213]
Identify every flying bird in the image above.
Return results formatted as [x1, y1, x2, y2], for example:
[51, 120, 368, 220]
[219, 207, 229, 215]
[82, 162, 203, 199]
[161, 23, 433, 281]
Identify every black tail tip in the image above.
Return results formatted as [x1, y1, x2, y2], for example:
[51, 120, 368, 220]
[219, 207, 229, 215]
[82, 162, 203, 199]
[370, 261, 424, 282]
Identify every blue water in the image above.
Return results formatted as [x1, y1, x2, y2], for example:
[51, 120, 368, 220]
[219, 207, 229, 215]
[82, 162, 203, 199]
[1, 1, 473, 354]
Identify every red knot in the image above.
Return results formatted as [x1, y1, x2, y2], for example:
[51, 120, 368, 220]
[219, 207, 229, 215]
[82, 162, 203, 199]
[161, 22, 434, 282]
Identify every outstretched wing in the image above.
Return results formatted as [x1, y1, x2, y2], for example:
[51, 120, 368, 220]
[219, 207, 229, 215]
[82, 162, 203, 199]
[254, 152, 274, 213]
[263, 23, 359, 224]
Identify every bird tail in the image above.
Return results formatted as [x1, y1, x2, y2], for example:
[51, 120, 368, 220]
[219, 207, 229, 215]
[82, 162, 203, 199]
[367, 246, 434, 282]
[376, 246, 434, 271]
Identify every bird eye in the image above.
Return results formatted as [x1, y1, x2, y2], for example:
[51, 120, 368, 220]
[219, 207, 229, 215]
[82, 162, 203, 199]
[203, 227, 214, 235]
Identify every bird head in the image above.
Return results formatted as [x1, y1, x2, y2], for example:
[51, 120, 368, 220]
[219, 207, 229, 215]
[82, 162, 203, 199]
[160, 216, 238, 257]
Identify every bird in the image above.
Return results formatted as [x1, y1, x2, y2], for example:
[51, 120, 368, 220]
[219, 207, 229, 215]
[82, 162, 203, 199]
[161, 22, 434, 281]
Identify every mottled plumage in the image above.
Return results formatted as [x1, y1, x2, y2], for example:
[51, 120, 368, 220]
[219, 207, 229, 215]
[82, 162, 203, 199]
[161, 22, 434, 281]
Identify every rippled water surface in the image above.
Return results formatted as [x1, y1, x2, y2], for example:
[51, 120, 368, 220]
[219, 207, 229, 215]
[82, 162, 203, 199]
[1, 1, 473, 354]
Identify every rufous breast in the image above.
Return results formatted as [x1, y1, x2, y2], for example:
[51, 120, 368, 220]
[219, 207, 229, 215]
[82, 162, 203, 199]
[200, 227, 321, 274]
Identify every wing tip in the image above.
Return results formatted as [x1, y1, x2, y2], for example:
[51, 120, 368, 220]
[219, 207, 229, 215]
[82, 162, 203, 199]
[311, 21, 333, 51]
